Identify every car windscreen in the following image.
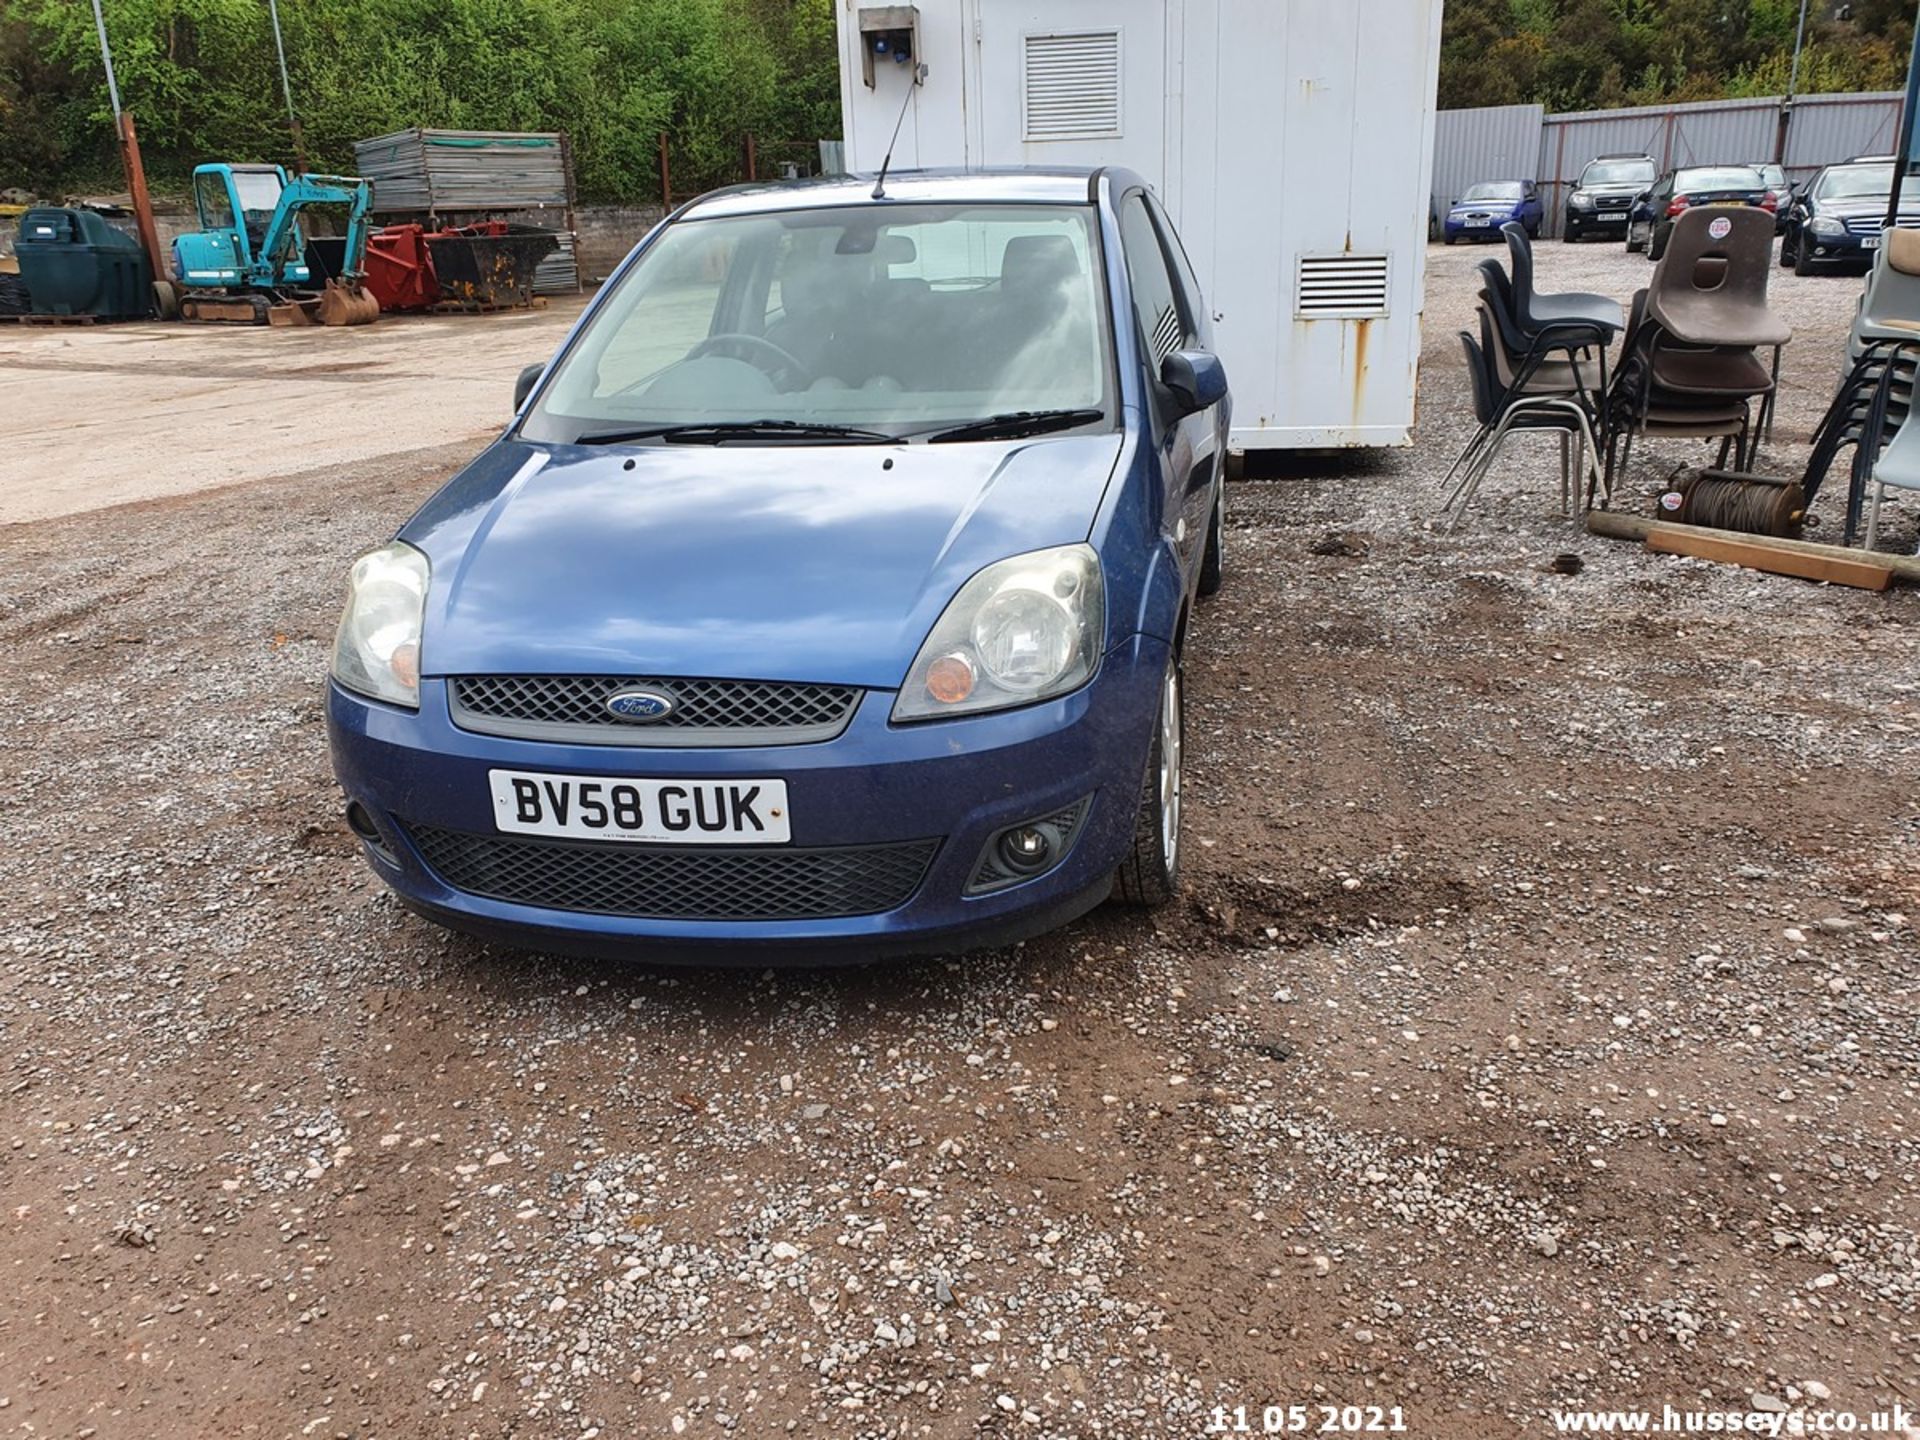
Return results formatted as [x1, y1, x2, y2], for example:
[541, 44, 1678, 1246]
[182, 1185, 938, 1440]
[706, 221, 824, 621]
[1582, 160, 1655, 186]
[1815, 164, 1920, 201]
[1754, 164, 1787, 188]
[1675, 167, 1764, 193]
[1461, 182, 1523, 202]
[519, 202, 1115, 444]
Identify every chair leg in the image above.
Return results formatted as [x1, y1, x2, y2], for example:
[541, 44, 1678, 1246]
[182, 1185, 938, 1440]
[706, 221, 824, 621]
[1573, 410, 1603, 509]
[1865, 479, 1884, 551]
[1558, 429, 1571, 516]
[1447, 412, 1521, 531]
[1715, 434, 1732, 469]
[1440, 423, 1493, 495]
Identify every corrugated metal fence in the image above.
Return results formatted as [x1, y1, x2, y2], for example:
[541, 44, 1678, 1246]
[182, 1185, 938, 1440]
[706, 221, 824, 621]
[1435, 91, 1903, 238]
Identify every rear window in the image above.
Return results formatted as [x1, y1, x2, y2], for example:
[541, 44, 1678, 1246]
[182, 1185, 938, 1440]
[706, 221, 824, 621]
[1582, 159, 1655, 186]
[1676, 167, 1764, 192]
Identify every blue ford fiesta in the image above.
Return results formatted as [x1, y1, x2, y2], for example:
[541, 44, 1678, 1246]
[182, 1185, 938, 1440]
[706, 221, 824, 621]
[326, 168, 1229, 962]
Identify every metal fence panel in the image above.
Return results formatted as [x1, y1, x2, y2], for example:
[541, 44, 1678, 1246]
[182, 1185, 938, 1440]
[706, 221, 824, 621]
[1431, 104, 1543, 222]
[1524, 91, 1906, 236]
[1784, 92, 1903, 183]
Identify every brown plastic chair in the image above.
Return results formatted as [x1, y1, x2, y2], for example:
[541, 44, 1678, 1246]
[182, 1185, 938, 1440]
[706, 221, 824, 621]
[1645, 206, 1790, 350]
[1602, 288, 1754, 492]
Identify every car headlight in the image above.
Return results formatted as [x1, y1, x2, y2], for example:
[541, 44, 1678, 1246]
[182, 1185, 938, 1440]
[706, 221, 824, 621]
[332, 541, 428, 708]
[1569, 189, 1592, 207]
[892, 544, 1104, 722]
[1809, 216, 1845, 237]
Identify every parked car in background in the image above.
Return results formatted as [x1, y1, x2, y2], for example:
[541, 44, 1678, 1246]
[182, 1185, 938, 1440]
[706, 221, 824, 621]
[1563, 154, 1657, 241]
[1747, 161, 1792, 230]
[327, 167, 1231, 963]
[1780, 159, 1920, 274]
[1443, 181, 1543, 243]
[1627, 165, 1772, 259]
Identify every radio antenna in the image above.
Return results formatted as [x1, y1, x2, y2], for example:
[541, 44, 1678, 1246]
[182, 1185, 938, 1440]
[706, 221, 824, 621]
[872, 63, 927, 200]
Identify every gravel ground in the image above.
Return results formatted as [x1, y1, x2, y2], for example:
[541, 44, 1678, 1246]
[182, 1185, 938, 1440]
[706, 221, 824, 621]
[1, 241, 1916, 1440]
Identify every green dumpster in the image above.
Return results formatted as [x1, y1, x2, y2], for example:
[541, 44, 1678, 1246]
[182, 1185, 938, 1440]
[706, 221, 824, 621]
[15, 207, 152, 320]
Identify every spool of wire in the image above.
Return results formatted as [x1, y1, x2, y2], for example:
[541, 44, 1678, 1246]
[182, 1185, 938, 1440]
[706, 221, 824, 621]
[1655, 469, 1807, 538]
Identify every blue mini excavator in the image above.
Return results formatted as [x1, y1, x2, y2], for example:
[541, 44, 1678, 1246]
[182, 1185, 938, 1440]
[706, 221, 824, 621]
[160, 163, 379, 326]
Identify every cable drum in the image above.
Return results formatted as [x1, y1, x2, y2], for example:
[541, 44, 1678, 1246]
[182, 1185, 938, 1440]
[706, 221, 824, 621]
[1655, 468, 1807, 538]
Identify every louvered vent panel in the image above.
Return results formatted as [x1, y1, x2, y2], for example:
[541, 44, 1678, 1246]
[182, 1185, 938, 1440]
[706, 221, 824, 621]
[1296, 254, 1391, 318]
[1024, 31, 1122, 141]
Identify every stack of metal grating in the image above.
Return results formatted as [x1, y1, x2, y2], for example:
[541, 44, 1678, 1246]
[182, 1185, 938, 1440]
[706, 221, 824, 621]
[354, 128, 580, 295]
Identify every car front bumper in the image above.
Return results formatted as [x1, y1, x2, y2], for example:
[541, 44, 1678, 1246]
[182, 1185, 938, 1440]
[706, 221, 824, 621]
[1802, 228, 1874, 262]
[1443, 217, 1509, 240]
[325, 635, 1170, 962]
[1566, 206, 1633, 234]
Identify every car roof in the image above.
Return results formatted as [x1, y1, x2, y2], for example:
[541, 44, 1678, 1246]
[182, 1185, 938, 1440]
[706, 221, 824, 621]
[676, 168, 1112, 220]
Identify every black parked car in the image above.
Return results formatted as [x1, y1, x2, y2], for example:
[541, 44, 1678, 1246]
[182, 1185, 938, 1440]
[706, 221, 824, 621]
[1626, 165, 1772, 259]
[1563, 154, 1657, 241]
[1780, 160, 1920, 274]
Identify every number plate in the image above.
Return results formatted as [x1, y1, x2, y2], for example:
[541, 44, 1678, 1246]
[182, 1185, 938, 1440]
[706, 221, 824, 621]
[1600, 212, 1625, 222]
[489, 770, 791, 844]
[1864, 235, 1882, 249]
[1465, 218, 1490, 227]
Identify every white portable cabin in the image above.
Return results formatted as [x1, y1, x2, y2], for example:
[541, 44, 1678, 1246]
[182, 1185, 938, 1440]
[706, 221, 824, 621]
[834, 0, 1444, 452]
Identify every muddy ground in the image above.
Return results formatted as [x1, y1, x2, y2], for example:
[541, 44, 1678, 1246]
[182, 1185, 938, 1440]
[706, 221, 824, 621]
[1, 242, 1916, 1440]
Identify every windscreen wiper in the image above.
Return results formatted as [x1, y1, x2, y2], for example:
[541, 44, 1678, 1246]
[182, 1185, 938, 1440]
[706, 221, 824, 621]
[574, 419, 895, 445]
[919, 409, 1107, 444]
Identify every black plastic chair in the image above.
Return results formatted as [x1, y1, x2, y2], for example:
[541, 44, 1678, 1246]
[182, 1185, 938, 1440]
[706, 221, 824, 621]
[1443, 330, 1601, 528]
[1503, 222, 1625, 338]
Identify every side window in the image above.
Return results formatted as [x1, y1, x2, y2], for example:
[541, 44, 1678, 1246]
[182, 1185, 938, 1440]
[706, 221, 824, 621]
[1119, 194, 1183, 366]
[1142, 191, 1204, 344]
[195, 172, 235, 231]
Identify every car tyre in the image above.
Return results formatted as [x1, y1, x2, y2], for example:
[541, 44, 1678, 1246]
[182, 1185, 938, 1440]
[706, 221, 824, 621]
[1562, 224, 1579, 243]
[1779, 231, 1796, 268]
[1443, 234, 1455, 245]
[1793, 240, 1818, 276]
[1114, 657, 1183, 907]
[1198, 484, 1224, 598]
[1649, 226, 1669, 262]
[1526, 220, 1541, 239]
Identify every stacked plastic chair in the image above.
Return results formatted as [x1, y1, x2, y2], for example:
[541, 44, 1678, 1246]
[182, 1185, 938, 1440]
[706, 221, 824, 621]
[1440, 222, 1622, 525]
[1603, 207, 1790, 494]
[1802, 228, 1920, 543]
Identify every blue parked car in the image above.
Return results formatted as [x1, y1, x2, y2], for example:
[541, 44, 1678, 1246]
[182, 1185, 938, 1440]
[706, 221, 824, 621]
[327, 168, 1230, 962]
[1443, 181, 1543, 243]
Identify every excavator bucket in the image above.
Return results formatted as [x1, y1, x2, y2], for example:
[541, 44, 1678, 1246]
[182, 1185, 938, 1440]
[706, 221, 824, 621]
[316, 279, 379, 327]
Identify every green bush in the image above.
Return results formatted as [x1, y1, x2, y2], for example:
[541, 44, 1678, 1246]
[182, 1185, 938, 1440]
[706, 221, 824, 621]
[0, 0, 837, 201]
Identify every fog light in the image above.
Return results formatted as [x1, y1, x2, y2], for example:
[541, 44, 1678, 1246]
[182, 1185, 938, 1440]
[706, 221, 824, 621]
[966, 797, 1091, 895]
[345, 801, 397, 863]
[998, 826, 1052, 874]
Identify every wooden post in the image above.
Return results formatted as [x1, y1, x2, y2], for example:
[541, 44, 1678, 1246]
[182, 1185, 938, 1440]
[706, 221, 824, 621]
[745, 132, 757, 182]
[117, 111, 167, 286]
[659, 133, 672, 211]
[1587, 510, 1920, 584]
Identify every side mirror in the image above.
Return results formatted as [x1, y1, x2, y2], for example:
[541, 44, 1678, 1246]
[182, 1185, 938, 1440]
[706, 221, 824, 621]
[514, 361, 545, 412]
[1160, 349, 1228, 417]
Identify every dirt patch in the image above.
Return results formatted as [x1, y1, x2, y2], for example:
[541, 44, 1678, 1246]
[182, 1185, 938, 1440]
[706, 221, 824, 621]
[0, 244, 1916, 1438]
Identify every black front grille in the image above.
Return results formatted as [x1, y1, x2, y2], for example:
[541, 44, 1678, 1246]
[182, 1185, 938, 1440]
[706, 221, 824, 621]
[449, 675, 861, 747]
[406, 825, 938, 921]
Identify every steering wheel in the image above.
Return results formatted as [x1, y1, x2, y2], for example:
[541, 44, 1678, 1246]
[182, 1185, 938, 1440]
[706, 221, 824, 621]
[686, 332, 809, 388]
